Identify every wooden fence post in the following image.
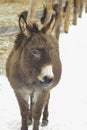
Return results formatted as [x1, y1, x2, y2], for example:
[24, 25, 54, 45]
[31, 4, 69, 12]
[85, 0, 87, 13]
[44, 0, 53, 23]
[73, 0, 80, 25]
[79, 0, 83, 18]
[55, 0, 62, 41]
[64, 0, 73, 33]
[27, 0, 38, 24]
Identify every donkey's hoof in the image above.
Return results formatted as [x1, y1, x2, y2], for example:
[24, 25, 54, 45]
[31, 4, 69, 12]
[27, 119, 32, 126]
[21, 126, 28, 130]
[41, 120, 48, 127]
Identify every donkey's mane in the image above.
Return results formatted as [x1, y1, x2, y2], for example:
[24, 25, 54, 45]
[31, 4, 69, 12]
[14, 33, 25, 49]
[27, 23, 39, 34]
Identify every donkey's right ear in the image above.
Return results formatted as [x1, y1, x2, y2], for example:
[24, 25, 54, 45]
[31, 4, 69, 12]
[19, 13, 31, 37]
[41, 14, 55, 33]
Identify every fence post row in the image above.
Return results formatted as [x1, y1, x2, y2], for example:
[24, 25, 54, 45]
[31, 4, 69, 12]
[26, 0, 86, 33]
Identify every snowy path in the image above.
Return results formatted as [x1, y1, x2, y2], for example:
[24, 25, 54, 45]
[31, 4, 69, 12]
[0, 12, 87, 130]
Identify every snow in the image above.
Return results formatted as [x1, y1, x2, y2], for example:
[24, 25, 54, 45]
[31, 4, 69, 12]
[0, 12, 87, 130]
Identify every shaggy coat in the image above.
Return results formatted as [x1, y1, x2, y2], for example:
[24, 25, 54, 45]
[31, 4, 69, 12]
[6, 14, 62, 130]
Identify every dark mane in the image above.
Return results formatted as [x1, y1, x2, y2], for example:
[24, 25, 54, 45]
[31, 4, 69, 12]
[27, 23, 40, 34]
[14, 32, 25, 49]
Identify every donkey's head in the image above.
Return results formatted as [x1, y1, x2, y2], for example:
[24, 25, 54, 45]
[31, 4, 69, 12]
[15, 14, 58, 88]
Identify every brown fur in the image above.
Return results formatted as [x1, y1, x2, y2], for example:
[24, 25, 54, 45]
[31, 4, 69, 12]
[6, 15, 62, 130]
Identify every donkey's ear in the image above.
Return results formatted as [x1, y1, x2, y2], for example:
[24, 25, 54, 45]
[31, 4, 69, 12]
[19, 13, 31, 37]
[41, 14, 55, 33]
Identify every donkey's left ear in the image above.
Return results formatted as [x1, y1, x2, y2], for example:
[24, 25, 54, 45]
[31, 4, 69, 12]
[19, 12, 31, 37]
[41, 14, 55, 34]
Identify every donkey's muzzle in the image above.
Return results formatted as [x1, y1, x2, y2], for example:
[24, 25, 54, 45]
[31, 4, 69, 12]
[40, 76, 53, 87]
[43, 76, 53, 84]
[38, 65, 54, 87]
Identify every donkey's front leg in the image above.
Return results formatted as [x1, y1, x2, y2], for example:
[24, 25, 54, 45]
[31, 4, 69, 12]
[32, 102, 43, 130]
[32, 93, 47, 130]
[15, 92, 29, 130]
[41, 93, 50, 126]
[28, 95, 33, 125]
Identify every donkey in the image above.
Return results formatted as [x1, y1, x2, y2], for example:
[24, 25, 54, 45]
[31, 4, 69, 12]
[6, 12, 62, 130]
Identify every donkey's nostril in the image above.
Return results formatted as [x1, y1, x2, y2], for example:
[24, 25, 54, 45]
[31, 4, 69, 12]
[43, 76, 53, 84]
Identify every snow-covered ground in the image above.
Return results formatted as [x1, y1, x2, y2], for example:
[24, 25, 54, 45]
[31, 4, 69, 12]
[0, 12, 87, 130]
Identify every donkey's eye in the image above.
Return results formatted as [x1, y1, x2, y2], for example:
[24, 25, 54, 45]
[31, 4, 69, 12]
[31, 50, 41, 58]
